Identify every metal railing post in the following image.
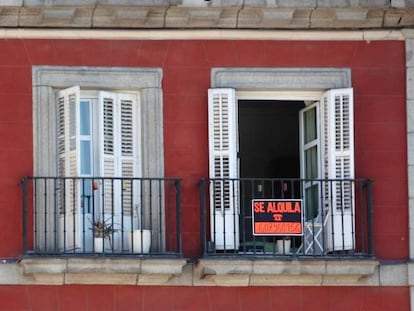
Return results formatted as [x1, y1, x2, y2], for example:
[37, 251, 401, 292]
[199, 178, 207, 256]
[366, 179, 374, 257]
[175, 179, 182, 256]
[21, 176, 28, 255]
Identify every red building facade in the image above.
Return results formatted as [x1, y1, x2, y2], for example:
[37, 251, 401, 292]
[0, 4, 411, 310]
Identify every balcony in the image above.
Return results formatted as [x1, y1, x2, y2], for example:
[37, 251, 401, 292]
[21, 176, 182, 257]
[199, 178, 374, 259]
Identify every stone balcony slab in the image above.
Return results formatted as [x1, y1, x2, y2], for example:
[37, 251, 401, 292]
[0, 7, 19, 27]
[311, 8, 384, 28]
[165, 7, 238, 28]
[20, 257, 187, 286]
[238, 8, 311, 28]
[1, 5, 414, 29]
[93, 6, 166, 28]
[19, 7, 93, 27]
[195, 258, 379, 286]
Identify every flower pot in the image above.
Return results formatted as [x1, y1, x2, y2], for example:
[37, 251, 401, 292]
[94, 237, 111, 253]
[277, 239, 291, 254]
[128, 230, 151, 254]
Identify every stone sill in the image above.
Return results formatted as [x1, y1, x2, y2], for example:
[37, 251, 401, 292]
[0, 257, 408, 286]
[194, 258, 382, 286]
[19, 257, 188, 285]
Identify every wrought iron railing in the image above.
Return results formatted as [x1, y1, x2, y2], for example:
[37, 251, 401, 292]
[200, 178, 373, 258]
[21, 176, 182, 257]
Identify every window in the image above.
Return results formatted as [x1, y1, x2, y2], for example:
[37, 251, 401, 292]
[56, 87, 141, 251]
[207, 68, 355, 254]
[208, 87, 355, 254]
[32, 66, 165, 253]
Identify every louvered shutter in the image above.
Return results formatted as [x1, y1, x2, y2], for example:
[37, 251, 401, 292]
[321, 88, 355, 251]
[118, 93, 139, 217]
[56, 86, 81, 251]
[99, 92, 118, 215]
[98, 92, 139, 218]
[208, 88, 239, 250]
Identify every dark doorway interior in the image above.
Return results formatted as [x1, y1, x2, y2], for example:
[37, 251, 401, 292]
[238, 100, 305, 179]
[238, 100, 305, 248]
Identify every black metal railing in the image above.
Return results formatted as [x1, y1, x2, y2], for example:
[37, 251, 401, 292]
[21, 176, 182, 257]
[200, 178, 373, 258]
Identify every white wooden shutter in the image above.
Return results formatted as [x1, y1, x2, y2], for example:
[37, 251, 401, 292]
[321, 88, 355, 252]
[119, 93, 139, 217]
[98, 92, 139, 217]
[99, 92, 118, 215]
[56, 86, 81, 251]
[208, 88, 239, 250]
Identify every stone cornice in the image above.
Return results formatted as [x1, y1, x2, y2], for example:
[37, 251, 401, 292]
[2, 6, 414, 29]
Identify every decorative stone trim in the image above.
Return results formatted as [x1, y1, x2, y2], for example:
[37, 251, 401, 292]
[211, 67, 352, 90]
[20, 7, 93, 28]
[19, 258, 188, 285]
[194, 259, 382, 286]
[93, 6, 166, 28]
[0, 7, 19, 26]
[0, 258, 409, 286]
[2, 6, 414, 29]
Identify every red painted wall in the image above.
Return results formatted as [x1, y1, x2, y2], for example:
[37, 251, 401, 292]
[0, 285, 409, 311]
[0, 39, 407, 260]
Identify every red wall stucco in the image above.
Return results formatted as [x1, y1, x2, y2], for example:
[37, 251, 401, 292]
[0, 285, 409, 311]
[0, 39, 407, 260]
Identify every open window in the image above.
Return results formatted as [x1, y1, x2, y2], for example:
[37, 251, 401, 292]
[56, 87, 140, 251]
[31, 66, 171, 255]
[207, 87, 354, 254]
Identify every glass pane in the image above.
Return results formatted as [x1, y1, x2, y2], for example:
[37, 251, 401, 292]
[305, 146, 318, 179]
[81, 179, 93, 214]
[80, 100, 90, 136]
[80, 140, 91, 175]
[305, 184, 319, 220]
[303, 107, 316, 144]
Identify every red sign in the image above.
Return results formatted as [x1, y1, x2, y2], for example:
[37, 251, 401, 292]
[252, 199, 303, 236]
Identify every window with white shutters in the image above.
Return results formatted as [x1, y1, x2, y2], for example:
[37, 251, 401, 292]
[208, 87, 354, 253]
[56, 87, 141, 249]
[33, 66, 163, 253]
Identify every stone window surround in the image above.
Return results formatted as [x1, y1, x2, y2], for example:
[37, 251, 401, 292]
[32, 66, 164, 178]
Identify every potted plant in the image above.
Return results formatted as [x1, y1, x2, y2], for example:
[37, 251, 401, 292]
[90, 218, 117, 253]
